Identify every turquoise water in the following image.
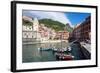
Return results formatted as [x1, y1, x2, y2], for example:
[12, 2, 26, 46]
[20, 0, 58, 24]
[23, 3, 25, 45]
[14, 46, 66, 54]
[22, 42, 87, 63]
[22, 42, 69, 62]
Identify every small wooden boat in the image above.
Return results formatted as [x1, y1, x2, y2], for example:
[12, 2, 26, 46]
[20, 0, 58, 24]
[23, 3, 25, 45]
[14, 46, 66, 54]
[60, 54, 74, 60]
[55, 53, 74, 60]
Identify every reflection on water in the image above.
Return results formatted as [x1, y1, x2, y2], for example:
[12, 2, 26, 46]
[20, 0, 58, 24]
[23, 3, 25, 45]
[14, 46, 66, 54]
[22, 42, 87, 63]
[22, 42, 69, 62]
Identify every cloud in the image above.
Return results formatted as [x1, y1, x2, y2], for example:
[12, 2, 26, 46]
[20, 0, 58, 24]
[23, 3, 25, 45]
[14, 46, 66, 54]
[23, 10, 74, 28]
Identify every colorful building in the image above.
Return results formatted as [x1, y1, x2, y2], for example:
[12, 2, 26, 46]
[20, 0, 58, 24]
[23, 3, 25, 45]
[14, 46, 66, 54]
[56, 31, 69, 40]
[22, 16, 57, 42]
[68, 16, 91, 42]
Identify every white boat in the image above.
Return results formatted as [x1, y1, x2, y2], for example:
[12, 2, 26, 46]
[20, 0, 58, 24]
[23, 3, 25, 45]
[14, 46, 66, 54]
[67, 46, 72, 52]
[53, 47, 66, 52]
[53, 48, 58, 52]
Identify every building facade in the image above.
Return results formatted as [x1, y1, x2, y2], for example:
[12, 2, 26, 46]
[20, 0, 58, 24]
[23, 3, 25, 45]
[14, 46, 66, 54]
[22, 16, 41, 42]
[22, 16, 70, 43]
[68, 16, 91, 42]
[80, 16, 91, 41]
[56, 31, 69, 40]
[22, 16, 57, 42]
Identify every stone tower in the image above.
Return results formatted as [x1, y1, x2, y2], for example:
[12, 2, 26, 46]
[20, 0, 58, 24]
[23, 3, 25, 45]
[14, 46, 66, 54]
[32, 18, 39, 31]
[32, 18, 41, 41]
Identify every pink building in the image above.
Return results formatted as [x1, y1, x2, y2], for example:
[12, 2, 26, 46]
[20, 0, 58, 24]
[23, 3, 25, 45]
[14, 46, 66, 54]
[56, 31, 69, 40]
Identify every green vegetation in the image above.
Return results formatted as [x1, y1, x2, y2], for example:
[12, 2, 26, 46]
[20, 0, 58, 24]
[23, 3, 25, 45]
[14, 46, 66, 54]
[65, 23, 73, 32]
[39, 19, 73, 32]
[22, 18, 73, 32]
[22, 19, 33, 26]
[39, 19, 64, 31]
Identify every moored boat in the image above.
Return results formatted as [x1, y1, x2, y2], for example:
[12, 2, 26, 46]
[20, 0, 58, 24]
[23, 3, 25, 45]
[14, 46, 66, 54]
[67, 46, 72, 52]
[55, 53, 74, 60]
[39, 47, 52, 51]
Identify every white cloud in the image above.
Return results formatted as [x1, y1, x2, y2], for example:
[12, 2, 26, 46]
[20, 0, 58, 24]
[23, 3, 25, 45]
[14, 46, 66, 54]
[23, 10, 74, 28]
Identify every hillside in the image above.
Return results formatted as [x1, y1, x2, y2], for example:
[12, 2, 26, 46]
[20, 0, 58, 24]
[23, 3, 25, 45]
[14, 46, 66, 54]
[39, 19, 73, 32]
[65, 23, 73, 32]
[22, 19, 33, 26]
[22, 18, 73, 32]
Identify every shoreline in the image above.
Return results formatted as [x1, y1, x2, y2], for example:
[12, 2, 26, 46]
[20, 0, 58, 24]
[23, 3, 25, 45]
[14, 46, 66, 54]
[22, 40, 68, 45]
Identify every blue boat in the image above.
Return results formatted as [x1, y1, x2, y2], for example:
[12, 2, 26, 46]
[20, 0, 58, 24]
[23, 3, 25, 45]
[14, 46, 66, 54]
[39, 47, 52, 51]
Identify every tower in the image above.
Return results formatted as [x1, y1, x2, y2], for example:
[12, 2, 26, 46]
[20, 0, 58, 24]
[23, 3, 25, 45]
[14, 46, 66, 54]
[32, 18, 40, 41]
[32, 18, 39, 31]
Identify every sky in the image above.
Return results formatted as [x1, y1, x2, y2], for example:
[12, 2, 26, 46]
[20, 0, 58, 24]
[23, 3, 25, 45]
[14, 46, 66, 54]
[65, 12, 90, 26]
[23, 10, 90, 28]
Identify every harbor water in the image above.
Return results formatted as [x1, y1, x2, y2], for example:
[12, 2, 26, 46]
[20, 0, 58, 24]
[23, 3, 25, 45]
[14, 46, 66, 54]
[22, 42, 88, 63]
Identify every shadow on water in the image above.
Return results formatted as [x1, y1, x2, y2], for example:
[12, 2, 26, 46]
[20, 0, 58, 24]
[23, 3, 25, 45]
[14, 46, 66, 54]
[71, 43, 90, 60]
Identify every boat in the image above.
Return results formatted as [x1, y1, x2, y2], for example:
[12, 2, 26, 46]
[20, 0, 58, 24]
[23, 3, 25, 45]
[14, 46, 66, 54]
[52, 48, 58, 52]
[53, 35, 66, 53]
[39, 47, 52, 51]
[52, 48, 65, 52]
[60, 54, 74, 60]
[52, 47, 71, 52]
[67, 46, 72, 52]
[55, 53, 74, 60]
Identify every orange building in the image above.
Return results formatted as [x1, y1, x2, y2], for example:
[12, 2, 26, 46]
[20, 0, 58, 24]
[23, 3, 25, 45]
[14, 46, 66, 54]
[56, 31, 69, 40]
